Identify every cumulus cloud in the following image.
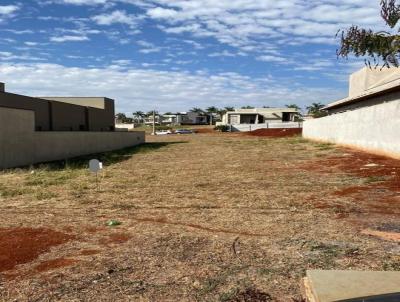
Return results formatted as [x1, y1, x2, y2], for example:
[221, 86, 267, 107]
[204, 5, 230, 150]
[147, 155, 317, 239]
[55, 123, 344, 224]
[56, 0, 108, 5]
[0, 5, 19, 15]
[257, 55, 288, 63]
[50, 35, 89, 42]
[0, 5, 19, 22]
[0, 62, 346, 113]
[91, 10, 138, 26]
[141, 0, 384, 53]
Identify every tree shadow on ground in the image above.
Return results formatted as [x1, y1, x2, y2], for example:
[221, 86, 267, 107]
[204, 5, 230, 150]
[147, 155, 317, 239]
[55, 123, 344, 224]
[31, 141, 186, 171]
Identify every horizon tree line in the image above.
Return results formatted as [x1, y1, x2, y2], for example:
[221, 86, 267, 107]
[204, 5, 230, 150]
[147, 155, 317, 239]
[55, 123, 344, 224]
[115, 103, 327, 123]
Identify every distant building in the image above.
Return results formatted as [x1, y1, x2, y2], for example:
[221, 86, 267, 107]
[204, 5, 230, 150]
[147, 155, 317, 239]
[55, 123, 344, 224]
[0, 87, 115, 132]
[144, 112, 210, 126]
[221, 108, 299, 125]
[217, 107, 301, 131]
[0, 82, 144, 169]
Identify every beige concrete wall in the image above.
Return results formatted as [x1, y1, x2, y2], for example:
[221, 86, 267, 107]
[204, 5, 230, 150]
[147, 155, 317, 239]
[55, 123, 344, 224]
[39, 97, 107, 109]
[349, 67, 400, 97]
[303, 99, 400, 158]
[0, 107, 145, 169]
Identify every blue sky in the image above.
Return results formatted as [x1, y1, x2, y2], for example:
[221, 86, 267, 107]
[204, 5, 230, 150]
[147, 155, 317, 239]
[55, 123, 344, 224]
[0, 0, 386, 114]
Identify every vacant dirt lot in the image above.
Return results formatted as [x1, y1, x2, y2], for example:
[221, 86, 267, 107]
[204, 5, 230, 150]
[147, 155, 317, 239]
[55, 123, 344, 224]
[0, 132, 399, 301]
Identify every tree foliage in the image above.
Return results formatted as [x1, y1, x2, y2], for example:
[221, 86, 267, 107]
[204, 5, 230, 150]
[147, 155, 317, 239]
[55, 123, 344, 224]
[115, 113, 133, 123]
[337, 0, 400, 68]
[306, 102, 327, 118]
[285, 104, 302, 111]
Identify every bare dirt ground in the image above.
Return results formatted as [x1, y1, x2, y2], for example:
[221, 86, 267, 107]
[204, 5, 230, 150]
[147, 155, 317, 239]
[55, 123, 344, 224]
[0, 132, 399, 301]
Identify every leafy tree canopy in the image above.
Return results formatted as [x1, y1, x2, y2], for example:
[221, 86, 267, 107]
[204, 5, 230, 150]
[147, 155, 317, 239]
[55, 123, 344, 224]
[285, 104, 302, 111]
[306, 102, 327, 118]
[338, 0, 400, 68]
[189, 107, 204, 114]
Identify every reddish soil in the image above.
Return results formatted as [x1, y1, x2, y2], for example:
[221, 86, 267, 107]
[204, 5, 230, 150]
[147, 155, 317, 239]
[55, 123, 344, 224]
[80, 249, 100, 256]
[85, 226, 106, 233]
[303, 150, 400, 214]
[194, 128, 215, 134]
[244, 128, 302, 137]
[35, 258, 78, 273]
[361, 229, 400, 242]
[0, 228, 75, 273]
[100, 233, 131, 245]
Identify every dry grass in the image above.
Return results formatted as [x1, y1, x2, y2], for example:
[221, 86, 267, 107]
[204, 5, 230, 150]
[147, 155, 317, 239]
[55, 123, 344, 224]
[0, 133, 399, 301]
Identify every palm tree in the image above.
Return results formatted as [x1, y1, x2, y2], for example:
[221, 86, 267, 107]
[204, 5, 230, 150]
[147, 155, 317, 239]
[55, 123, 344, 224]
[146, 110, 158, 117]
[306, 102, 327, 118]
[285, 104, 301, 111]
[189, 107, 204, 114]
[115, 113, 127, 123]
[205, 106, 218, 113]
[216, 107, 234, 121]
[133, 111, 145, 123]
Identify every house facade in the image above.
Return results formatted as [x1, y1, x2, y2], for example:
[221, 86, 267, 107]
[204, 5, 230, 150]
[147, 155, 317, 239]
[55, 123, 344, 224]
[221, 108, 298, 125]
[144, 112, 209, 126]
[0, 82, 144, 168]
[303, 67, 400, 158]
[217, 108, 300, 131]
[0, 87, 115, 132]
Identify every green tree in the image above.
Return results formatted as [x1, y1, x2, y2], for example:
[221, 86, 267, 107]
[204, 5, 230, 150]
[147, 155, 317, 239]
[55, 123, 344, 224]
[115, 113, 133, 123]
[115, 113, 126, 121]
[306, 102, 327, 118]
[285, 104, 302, 111]
[224, 106, 235, 112]
[189, 107, 204, 114]
[205, 106, 218, 113]
[146, 110, 158, 117]
[133, 111, 145, 123]
[241, 105, 254, 109]
[338, 0, 400, 67]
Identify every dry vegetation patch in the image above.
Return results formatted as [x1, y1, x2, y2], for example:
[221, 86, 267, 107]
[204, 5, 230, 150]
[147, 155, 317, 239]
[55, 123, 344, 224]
[0, 133, 399, 301]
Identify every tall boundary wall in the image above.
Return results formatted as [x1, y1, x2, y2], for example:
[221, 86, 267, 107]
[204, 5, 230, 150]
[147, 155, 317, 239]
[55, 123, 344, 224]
[0, 107, 145, 169]
[303, 100, 400, 159]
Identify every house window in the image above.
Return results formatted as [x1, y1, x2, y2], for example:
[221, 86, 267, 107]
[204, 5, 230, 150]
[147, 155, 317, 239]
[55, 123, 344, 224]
[282, 112, 291, 122]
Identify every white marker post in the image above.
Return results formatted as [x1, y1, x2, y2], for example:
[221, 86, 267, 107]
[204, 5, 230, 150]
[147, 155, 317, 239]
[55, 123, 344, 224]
[89, 159, 103, 190]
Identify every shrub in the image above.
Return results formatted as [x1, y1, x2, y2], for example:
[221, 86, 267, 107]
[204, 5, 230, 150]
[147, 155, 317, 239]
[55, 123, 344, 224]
[214, 125, 230, 132]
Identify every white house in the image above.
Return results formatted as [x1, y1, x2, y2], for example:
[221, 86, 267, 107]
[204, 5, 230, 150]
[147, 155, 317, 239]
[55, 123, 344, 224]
[145, 112, 209, 126]
[218, 108, 301, 131]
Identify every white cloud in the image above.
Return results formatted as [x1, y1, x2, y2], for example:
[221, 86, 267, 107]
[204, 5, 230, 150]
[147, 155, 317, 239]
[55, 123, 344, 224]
[140, 0, 384, 54]
[24, 42, 39, 46]
[257, 55, 288, 63]
[50, 35, 89, 42]
[147, 7, 178, 19]
[136, 40, 162, 54]
[0, 62, 346, 112]
[0, 5, 19, 15]
[57, 0, 108, 5]
[0, 5, 19, 22]
[0, 52, 46, 61]
[91, 10, 138, 26]
[209, 50, 242, 57]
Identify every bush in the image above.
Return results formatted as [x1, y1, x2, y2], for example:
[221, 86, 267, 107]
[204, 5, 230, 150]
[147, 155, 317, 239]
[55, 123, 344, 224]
[214, 125, 230, 132]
